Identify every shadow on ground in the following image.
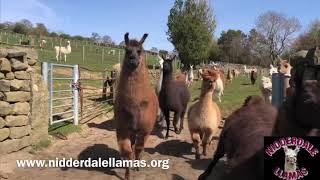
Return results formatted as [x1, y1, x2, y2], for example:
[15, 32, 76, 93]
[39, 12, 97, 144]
[61, 144, 124, 179]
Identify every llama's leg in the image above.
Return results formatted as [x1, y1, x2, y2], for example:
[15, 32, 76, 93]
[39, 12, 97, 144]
[64, 54, 67, 62]
[117, 136, 133, 180]
[173, 111, 182, 134]
[202, 128, 214, 156]
[198, 137, 225, 180]
[56, 52, 59, 61]
[191, 131, 201, 159]
[179, 110, 186, 131]
[164, 110, 170, 139]
[134, 133, 149, 171]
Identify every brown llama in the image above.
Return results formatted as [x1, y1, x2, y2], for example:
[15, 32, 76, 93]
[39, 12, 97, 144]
[226, 69, 233, 83]
[250, 70, 258, 85]
[199, 96, 278, 180]
[114, 33, 159, 180]
[159, 55, 190, 138]
[188, 69, 222, 159]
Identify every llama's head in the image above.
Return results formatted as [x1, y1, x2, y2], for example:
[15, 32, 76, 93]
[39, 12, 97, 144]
[162, 54, 175, 74]
[269, 64, 278, 76]
[278, 60, 292, 76]
[123, 32, 148, 71]
[201, 69, 219, 91]
[283, 146, 300, 169]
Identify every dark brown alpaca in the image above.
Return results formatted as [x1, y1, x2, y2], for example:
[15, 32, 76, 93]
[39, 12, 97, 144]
[114, 33, 159, 180]
[199, 96, 278, 180]
[250, 70, 258, 85]
[159, 56, 190, 138]
[273, 46, 320, 136]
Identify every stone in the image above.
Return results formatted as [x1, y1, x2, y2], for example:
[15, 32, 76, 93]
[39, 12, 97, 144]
[10, 79, 23, 91]
[9, 125, 31, 139]
[5, 72, 14, 80]
[0, 128, 10, 141]
[0, 117, 5, 128]
[27, 59, 37, 66]
[0, 139, 20, 154]
[0, 49, 8, 58]
[30, 73, 49, 144]
[4, 92, 31, 102]
[0, 72, 4, 79]
[0, 101, 12, 116]
[0, 80, 10, 91]
[5, 115, 29, 126]
[7, 52, 26, 59]
[10, 58, 28, 71]
[0, 58, 12, 73]
[12, 102, 30, 115]
[14, 71, 30, 80]
[10, 79, 30, 91]
[0, 92, 4, 100]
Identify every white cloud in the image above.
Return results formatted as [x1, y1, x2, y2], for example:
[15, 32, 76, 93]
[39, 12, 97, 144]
[0, 0, 61, 30]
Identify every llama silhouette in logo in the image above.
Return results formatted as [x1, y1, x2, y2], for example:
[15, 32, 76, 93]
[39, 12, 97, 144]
[283, 146, 300, 173]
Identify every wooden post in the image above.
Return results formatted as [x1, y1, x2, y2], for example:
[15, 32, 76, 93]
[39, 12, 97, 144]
[82, 46, 85, 63]
[101, 48, 104, 64]
[118, 50, 121, 64]
[6, 36, 8, 44]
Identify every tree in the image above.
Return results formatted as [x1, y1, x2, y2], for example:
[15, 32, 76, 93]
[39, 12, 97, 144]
[293, 19, 320, 51]
[12, 22, 29, 35]
[159, 50, 168, 57]
[255, 11, 301, 64]
[101, 35, 114, 45]
[91, 32, 101, 43]
[167, 0, 216, 68]
[34, 23, 48, 37]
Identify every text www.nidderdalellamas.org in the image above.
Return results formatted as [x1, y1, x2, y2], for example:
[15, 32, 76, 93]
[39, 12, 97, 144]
[16, 158, 170, 169]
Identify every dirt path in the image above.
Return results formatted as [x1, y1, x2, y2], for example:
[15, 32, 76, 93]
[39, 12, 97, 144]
[1, 113, 225, 180]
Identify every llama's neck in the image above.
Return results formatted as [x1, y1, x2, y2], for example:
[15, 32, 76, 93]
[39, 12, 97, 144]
[199, 84, 214, 103]
[162, 70, 174, 87]
[157, 68, 163, 93]
[66, 44, 71, 52]
[284, 161, 297, 172]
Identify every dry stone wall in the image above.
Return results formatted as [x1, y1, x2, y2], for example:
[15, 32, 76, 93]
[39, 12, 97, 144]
[0, 47, 48, 155]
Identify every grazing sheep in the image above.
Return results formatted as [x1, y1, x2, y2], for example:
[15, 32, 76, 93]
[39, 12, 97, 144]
[272, 46, 320, 136]
[159, 55, 190, 138]
[188, 69, 222, 159]
[55, 40, 71, 62]
[40, 39, 46, 51]
[114, 33, 159, 180]
[199, 96, 278, 180]
[250, 70, 258, 85]
[260, 76, 272, 103]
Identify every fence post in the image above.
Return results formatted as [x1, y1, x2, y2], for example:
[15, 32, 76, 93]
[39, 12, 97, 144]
[73, 65, 79, 125]
[102, 48, 104, 64]
[82, 46, 85, 63]
[41, 62, 48, 86]
[272, 73, 284, 108]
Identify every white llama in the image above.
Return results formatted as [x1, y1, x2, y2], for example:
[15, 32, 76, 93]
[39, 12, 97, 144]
[40, 40, 46, 51]
[55, 40, 71, 62]
[283, 146, 300, 173]
[187, 65, 194, 87]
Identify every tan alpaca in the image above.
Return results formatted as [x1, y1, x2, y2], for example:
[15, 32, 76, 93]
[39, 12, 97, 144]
[188, 69, 222, 159]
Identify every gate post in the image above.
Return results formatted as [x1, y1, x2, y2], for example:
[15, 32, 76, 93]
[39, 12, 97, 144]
[272, 73, 284, 108]
[73, 65, 79, 125]
[41, 62, 48, 86]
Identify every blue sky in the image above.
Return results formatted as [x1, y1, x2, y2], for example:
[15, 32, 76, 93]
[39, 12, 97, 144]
[0, 0, 319, 51]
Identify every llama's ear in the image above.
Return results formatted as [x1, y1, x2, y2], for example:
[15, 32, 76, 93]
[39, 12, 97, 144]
[139, 33, 148, 44]
[161, 54, 166, 61]
[124, 32, 129, 46]
[295, 146, 300, 153]
[283, 146, 288, 153]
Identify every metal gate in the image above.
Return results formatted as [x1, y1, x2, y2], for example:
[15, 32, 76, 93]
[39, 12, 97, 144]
[42, 62, 79, 125]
